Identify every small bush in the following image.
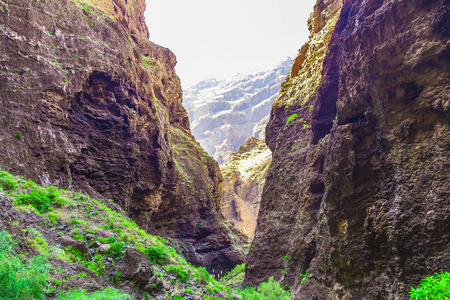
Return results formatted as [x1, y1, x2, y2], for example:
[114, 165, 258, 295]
[143, 245, 168, 265]
[194, 266, 212, 284]
[108, 241, 125, 257]
[236, 277, 290, 300]
[0, 170, 18, 191]
[164, 264, 189, 282]
[408, 271, 450, 300]
[13, 186, 63, 213]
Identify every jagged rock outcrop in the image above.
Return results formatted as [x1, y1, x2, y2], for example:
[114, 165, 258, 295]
[183, 59, 292, 164]
[220, 137, 271, 238]
[246, 0, 449, 299]
[0, 0, 246, 274]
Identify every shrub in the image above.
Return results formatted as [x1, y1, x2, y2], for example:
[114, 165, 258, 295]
[13, 186, 63, 213]
[0, 231, 51, 300]
[56, 287, 131, 300]
[408, 271, 450, 300]
[164, 264, 189, 282]
[236, 277, 290, 300]
[108, 241, 125, 257]
[0, 170, 18, 191]
[143, 245, 168, 264]
[194, 266, 212, 284]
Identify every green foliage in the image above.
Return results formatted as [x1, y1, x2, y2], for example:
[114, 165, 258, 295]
[16, 133, 22, 139]
[0, 231, 51, 300]
[0, 170, 18, 191]
[108, 241, 125, 257]
[194, 266, 212, 284]
[56, 287, 131, 300]
[299, 269, 308, 285]
[285, 113, 297, 127]
[164, 264, 189, 282]
[236, 277, 290, 300]
[283, 253, 289, 262]
[408, 271, 450, 300]
[143, 245, 168, 265]
[13, 186, 63, 213]
[172, 295, 183, 300]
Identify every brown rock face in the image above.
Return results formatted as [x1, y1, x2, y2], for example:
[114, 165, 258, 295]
[0, 0, 244, 274]
[246, 0, 449, 298]
[221, 137, 271, 238]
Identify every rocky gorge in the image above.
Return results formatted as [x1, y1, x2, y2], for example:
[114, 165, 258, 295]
[245, 0, 449, 299]
[0, 0, 448, 298]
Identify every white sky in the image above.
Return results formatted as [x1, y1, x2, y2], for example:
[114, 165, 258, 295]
[144, 0, 317, 88]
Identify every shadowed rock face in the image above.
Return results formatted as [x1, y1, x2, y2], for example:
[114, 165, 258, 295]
[245, 0, 450, 298]
[183, 59, 292, 164]
[221, 137, 271, 239]
[0, 0, 246, 275]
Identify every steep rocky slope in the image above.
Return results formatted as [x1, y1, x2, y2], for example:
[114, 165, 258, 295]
[246, 0, 450, 299]
[220, 137, 271, 238]
[0, 0, 247, 274]
[183, 59, 292, 164]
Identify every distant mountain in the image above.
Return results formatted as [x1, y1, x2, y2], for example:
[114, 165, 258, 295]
[183, 58, 293, 164]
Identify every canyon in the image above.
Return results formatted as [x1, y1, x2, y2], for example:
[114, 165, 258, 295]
[0, 0, 448, 298]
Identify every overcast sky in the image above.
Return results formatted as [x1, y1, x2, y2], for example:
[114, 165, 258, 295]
[144, 0, 317, 88]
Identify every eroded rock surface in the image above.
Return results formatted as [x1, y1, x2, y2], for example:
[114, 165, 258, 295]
[183, 59, 292, 164]
[246, 0, 450, 298]
[220, 137, 271, 238]
[0, 0, 245, 274]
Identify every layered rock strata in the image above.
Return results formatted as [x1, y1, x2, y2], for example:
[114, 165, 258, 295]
[246, 0, 450, 299]
[183, 59, 292, 164]
[220, 137, 271, 238]
[0, 0, 246, 274]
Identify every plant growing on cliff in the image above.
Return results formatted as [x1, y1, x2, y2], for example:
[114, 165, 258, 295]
[299, 269, 308, 285]
[408, 271, 450, 299]
[285, 113, 298, 127]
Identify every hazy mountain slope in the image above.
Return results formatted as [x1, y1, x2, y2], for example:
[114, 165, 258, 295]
[220, 137, 271, 239]
[183, 59, 292, 164]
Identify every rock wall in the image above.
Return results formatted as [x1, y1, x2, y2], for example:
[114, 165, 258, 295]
[183, 59, 292, 164]
[0, 0, 246, 274]
[246, 0, 450, 299]
[220, 137, 271, 238]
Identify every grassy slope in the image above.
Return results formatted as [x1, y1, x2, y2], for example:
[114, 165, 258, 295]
[0, 168, 290, 300]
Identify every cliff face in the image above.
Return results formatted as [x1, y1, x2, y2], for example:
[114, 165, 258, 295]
[183, 59, 292, 164]
[246, 0, 450, 298]
[220, 137, 271, 238]
[0, 0, 245, 274]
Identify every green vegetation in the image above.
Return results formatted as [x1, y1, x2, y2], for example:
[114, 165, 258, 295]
[236, 277, 290, 300]
[0, 231, 51, 300]
[285, 113, 298, 127]
[143, 245, 168, 264]
[0, 168, 291, 299]
[299, 269, 308, 285]
[56, 288, 131, 300]
[408, 271, 450, 300]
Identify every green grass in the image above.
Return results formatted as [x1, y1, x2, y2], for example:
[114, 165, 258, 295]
[0, 169, 19, 191]
[236, 277, 290, 300]
[408, 271, 450, 300]
[56, 287, 131, 300]
[0, 231, 51, 300]
[12, 185, 64, 213]
[163, 264, 189, 282]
